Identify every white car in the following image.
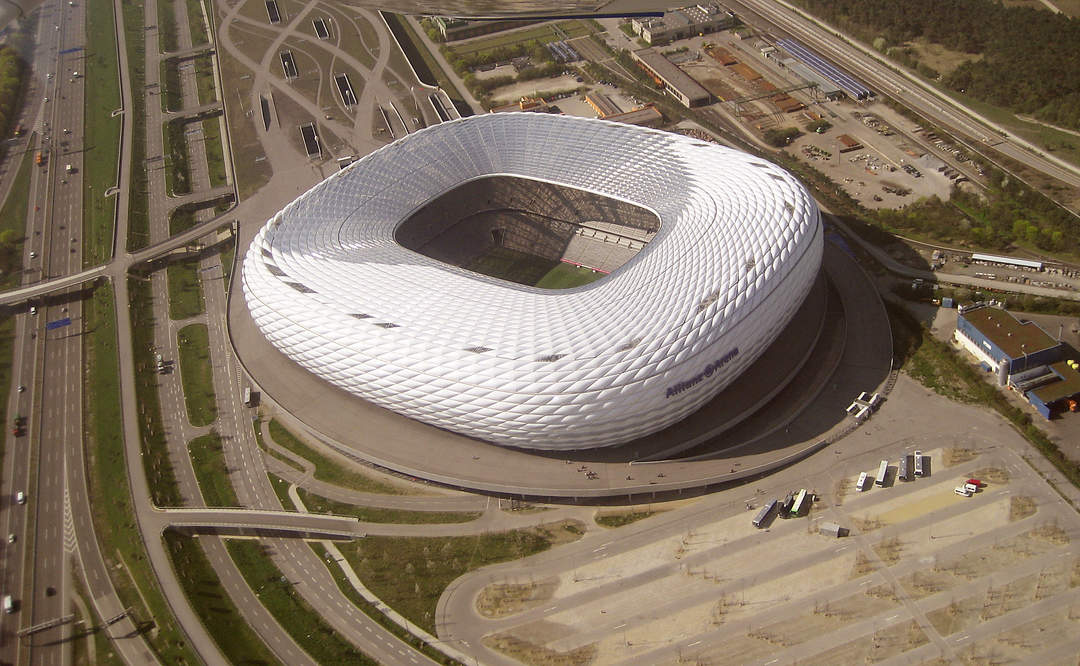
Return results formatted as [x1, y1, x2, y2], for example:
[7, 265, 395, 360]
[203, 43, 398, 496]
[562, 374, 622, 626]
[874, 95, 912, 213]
[14, 491, 25, 505]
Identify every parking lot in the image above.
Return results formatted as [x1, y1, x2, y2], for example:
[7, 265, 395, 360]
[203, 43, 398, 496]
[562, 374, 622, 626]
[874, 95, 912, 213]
[453, 433, 1080, 665]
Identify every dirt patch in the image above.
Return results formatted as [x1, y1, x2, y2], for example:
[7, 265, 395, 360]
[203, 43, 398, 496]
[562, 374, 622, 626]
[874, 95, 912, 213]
[749, 612, 845, 648]
[939, 525, 1070, 580]
[850, 550, 880, 579]
[926, 596, 982, 636]
[866, 583, 899, 602]
[980, 573, 1038, 621]
[484, 624, 597, 666]
[900, 569, 957, 599]
[873, 537, 904, 566]
[851, 516, 885, 533]
[968, 466, 1010, 485]
[477, 578, 559, 618]
[943, 447, 977, 466]
[695, 635, 776, 664]
[834, 477, 852, 506]
[1072, 557, 1080, 588]
[1009, 495, 1037, 521]
[801, 619, 927, 665]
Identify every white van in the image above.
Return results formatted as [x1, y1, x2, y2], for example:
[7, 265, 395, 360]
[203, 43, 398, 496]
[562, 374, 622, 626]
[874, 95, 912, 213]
[964, 482, 979, 494]
[3, 595, 13, 613]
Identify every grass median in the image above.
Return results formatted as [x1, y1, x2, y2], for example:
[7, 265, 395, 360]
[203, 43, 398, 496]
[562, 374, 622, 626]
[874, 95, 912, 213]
[164, 531, 280, 664]
[267, 419, 406, 494]
[308, 542, 462, 665]
[177, 322, 216, 427]
[123, 0, 150, 251]
[87, 283, 195, 662]
[296, 488, 481, 524]
[226, 539, 378, 665]
[166, 257, 204, 319]
[185, 0, 209, 46]
[82, 0, 121, 267]
[189, 430, 238, 506]
[202, 117, 226, 187]
[340, 520, 585, 633]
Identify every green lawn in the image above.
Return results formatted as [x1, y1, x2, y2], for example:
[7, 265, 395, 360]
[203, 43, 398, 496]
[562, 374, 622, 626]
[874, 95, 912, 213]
[0, 317, 13, 468]
[340, 521, 584, 633]
[0, 148, 32, 288]
[166, 258, 204, 319]
[267, 419, 407, 494]
[164, 531, 281, 665]
[82, 0, 121, 268]
[202, 117, 227, 187]
[185, 0, 209, 46]
[158, 0, 179, 52]
[189, 431, 238, 506]
[194, 53, 218, 104]
[595, 510, 655, 528]
[534, 262, 605, 289]
[466, 246, 560, 287]
[448, 20, 591, 57]
[267, 472, 295, 508]
[163, 119, 191, 196]
[123, 0, 150, 252]
[177, 323, 217, 426]
[297, 488, 481, 524]
[226, 540, 378, 664]
[307, 542, 458, 665]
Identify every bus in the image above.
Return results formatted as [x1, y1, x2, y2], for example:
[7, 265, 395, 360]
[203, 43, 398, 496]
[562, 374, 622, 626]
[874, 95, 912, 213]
[875, 460, 889, 486]
[913, 450, 924, 477]
[752, 499, 778, 528]
[898, 454, 911, 482]
[243, 386, 253, 407]
[789, 489, 808, 517]
[751, 500, 777, 526]
[856, 471, 869, 492]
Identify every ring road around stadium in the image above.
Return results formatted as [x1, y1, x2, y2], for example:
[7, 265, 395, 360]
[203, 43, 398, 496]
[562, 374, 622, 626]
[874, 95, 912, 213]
[243, 113, 823, 451]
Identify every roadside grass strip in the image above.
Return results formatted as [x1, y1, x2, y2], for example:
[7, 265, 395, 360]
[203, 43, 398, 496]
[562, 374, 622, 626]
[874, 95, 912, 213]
[177, 322, 217, 426]
[267, 419, 406, 494]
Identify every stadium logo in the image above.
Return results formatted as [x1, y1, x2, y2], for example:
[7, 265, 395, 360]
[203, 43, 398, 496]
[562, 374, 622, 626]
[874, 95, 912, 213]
[665, 348, 740, 399]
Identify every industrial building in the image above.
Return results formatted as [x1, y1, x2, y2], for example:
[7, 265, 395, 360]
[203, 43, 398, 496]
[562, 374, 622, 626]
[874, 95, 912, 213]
[631, 48, 712, 107]
[630, 3, 736, 45]
[776, 39, 872, 100]
[585, 93, 664, 127]
[954, 304, 1080, 418]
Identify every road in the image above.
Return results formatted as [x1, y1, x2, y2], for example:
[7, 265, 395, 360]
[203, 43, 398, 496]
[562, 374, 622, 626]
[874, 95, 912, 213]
[728, 0, 1080, 192]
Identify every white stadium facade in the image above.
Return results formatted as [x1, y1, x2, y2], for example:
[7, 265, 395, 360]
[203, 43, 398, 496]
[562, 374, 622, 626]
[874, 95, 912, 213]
[243, 113, 823, 451]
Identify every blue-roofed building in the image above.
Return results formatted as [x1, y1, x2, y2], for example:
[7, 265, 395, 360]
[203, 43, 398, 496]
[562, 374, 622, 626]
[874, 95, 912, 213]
[776, 39, 872, 101]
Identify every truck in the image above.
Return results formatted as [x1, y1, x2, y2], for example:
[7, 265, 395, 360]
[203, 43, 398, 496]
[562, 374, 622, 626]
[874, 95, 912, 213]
[856, 471, 870, 492]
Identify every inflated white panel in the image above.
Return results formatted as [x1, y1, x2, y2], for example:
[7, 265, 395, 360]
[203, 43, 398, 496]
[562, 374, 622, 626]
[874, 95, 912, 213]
[243, 113, 823, 450]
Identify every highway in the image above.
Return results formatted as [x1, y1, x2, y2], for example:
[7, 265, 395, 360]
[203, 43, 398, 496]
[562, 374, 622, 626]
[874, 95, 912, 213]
[727, 0, 1080, 192]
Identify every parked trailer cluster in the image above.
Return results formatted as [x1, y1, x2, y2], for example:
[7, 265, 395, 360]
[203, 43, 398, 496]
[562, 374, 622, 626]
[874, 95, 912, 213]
[546, 40, 579, 63]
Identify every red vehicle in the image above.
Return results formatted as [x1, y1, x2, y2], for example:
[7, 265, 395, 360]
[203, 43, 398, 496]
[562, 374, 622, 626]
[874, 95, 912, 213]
[966, 478, 983, 488]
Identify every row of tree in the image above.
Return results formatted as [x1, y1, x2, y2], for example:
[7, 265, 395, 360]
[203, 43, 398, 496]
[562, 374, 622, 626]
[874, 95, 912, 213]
[792, 0, 1080, 130]
[0, 46, 25, 140]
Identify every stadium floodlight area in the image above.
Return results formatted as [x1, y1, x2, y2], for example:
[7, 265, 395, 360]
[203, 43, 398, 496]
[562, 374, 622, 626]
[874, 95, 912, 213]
[777, 39, 873, 100]
[243, 113, 823, 450]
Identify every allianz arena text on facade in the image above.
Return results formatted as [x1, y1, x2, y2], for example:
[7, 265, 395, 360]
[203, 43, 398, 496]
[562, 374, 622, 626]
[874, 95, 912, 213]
[243, 113, 823, 450]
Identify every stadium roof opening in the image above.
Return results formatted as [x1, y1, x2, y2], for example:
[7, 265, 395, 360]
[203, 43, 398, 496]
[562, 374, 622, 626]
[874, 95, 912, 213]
[396, 175, 660, 288]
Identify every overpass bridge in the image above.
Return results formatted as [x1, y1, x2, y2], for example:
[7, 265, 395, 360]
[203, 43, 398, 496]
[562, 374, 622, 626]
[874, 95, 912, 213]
[0, 266, 108, 307]
[157, 508, 362, 539]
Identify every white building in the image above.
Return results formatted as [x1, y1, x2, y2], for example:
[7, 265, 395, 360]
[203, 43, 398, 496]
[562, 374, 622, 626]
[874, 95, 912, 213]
[243, 113, 822, 450]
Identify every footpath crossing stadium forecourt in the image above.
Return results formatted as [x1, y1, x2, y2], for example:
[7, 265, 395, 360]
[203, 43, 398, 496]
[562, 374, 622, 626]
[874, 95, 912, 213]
[243, 113, 823, 451]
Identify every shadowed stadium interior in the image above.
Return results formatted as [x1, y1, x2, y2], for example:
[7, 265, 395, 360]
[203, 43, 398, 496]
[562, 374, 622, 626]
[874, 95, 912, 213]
[395, 175, 661, 286]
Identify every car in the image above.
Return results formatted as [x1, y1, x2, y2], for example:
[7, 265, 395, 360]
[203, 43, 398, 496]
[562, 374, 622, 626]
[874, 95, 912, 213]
[43, 97, 48, 103]
[7, 534, 14, 544]
[29, 306, 36, 316]
[954, 486, 971, 497]
[47, 73, 53, 80]
[16, 385, 24, 393]
[14, 492, 25, 505]
[966, 478, 983, 487]
[29, 251, 36, 259]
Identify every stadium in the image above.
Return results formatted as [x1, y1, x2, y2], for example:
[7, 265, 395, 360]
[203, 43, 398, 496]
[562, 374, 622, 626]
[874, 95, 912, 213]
[242, 113, 823, 451]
